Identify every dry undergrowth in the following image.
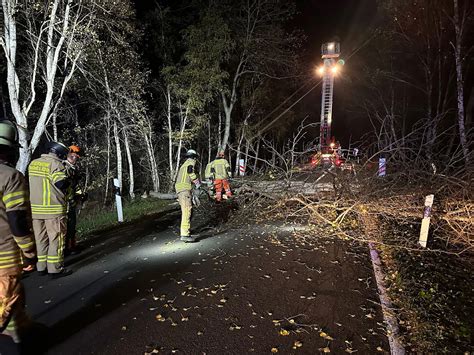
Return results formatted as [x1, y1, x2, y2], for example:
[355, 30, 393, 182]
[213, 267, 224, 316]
[233, 170, 473, 353]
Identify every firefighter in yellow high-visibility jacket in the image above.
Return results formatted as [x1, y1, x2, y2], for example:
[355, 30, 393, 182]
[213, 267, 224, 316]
[0, 120, 37, 345]
[175, 149, 201, 242]
[209, 151, 232, 202]
[28, 141, 72, 279]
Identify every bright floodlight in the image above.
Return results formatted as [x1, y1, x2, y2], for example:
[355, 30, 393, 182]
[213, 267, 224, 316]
[331, 66, 338, 74]
[328, 43, 335, 50]
[317, 66, 325, 76]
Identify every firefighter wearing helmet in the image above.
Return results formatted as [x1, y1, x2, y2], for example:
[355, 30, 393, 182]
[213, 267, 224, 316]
[64, 145, 87, 255]
[0, 120, 37, 345]
[175, 149, 201, 242]
[28, 141, 72, 278]
[208, 151, 232, 202]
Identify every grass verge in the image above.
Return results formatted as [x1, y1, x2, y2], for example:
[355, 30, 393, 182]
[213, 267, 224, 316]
[76, 198, 172, 238]
[381, 221, 473, 353]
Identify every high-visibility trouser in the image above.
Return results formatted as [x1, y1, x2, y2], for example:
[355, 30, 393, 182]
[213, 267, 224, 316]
[0, 275, 30, 343]
[213, 179, 232, 201]
[177, 191, 192, 237]
[32, 216, 66, 274]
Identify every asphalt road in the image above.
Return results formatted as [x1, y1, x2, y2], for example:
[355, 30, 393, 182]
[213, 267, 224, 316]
[18, 200, 389, 354]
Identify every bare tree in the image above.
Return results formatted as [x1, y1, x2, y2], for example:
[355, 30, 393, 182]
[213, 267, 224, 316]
[219, 0, 297, 152]
[1, 0, 96, 172]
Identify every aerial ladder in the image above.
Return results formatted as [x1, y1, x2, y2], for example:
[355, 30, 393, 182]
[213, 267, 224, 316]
[313, 41, 343, 167]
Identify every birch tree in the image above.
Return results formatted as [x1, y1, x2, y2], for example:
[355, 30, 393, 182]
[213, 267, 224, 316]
[160, 7, 232, 183]
[1, 0, 97, 172]
[218, 0, 297, 152]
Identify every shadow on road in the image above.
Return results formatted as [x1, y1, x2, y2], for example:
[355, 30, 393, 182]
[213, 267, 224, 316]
[24, 199, 239, 353]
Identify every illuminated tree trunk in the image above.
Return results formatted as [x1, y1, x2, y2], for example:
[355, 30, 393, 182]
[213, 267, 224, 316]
[123, 127, 135, 199]
[453, 0, 470, 167]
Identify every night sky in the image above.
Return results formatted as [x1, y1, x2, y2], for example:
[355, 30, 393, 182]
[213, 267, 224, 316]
[134, 0, 379, 145]
[293, 0, 378, 145]
[294, 0, 377, 59]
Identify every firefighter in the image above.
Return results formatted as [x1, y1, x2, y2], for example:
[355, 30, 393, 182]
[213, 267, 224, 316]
[64, 145, 86, 255]
[209, 151, 232, 202]
[0, 120, 37, 345]
[204, 161, 215, 198]
[175, 149, 201, 242]
[28, 141, 72, 278]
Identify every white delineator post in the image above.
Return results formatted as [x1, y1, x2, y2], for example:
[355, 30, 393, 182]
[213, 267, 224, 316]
[378, 157, 386, 177]
[114, 178, 124, 223]
[419, 194, 434, 247]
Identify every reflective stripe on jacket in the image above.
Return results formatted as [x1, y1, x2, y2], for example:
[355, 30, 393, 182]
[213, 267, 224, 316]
[209, 158, 230, 180]
[175, 158, 198, 193]
[28, 153, 67, 219]
[0, 161, 35, 276]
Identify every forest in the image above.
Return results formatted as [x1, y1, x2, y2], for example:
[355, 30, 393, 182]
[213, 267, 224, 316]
[1, 0, 472, 201]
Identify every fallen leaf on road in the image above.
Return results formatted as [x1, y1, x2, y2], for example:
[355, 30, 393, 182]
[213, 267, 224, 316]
[279, 329, 290, 336]
[319, 332, 334, 341]
[320, 346, 331, 353]
[376, 347, 383, 352]
[271, 348, 278, 353]
[292, 340, 303, 349]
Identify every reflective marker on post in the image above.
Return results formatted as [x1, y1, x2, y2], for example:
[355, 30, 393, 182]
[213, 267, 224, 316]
[239, 159, 246, 176]
[419, 194, 434, 248]
[378, 157, 386, 177]
[113, 178, 124, 223]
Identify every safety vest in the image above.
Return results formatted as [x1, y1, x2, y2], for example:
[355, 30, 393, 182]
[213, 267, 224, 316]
[28, 153, 67, 219]
[204, 162, 213, 180]
[210, 158, 230, 180]
[175, 158, 198, 193]
[0, 161, 35, 276]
